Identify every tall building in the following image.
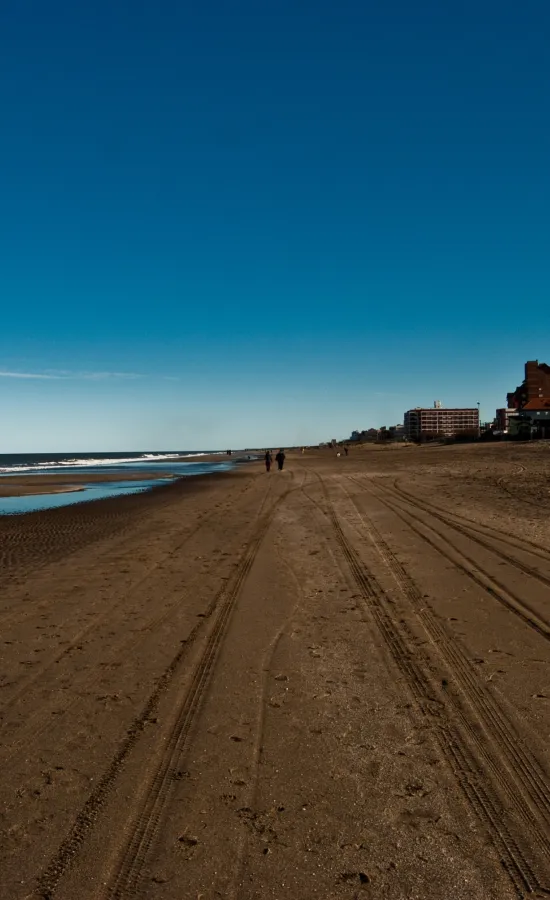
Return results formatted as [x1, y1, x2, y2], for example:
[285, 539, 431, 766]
[404, 403, 480, 441]
[507, 360, 550, 409]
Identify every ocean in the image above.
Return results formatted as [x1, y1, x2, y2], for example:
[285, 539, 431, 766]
[0, 450, 236, 515]
[0, 450, 216, 475]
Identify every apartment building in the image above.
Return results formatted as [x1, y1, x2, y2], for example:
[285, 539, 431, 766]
[507, 360, 550, 409]
[404, 404, 480, 440]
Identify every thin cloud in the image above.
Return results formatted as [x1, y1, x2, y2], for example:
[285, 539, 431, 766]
[0, 369, 144, 381]
[74, 371, 143, 381]
[0, 371, 61, 380]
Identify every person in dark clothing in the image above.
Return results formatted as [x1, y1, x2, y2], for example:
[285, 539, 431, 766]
[275, 449, 285, 471]
[344, 446, 349, 456]
[265, 450, 272, 472]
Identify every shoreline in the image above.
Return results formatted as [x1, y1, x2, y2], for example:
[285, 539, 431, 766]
[0, 485, 87, 497]
[0, 465, 255, 521]
[0, 472, 172, 497]
[0, 457, 256, 499]
[0, 467, 253, 583]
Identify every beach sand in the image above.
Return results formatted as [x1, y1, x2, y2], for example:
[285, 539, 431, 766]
[0, 444, 549, 899]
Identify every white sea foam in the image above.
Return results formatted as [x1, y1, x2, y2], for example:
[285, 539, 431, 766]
[0, 452, 205, 474]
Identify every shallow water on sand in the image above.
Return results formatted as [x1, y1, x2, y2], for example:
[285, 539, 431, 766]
[0, 479, 161, 515]
[0, 460, 236, 515]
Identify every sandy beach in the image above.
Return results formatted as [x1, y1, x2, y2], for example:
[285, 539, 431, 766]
[1, 443, 549, 899]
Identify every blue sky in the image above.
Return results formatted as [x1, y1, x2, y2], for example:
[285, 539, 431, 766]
[1, 0, 549, 450]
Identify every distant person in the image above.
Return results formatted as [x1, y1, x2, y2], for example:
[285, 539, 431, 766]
[275, 449, 285, 471]
[344, 446, 349, 456]
[265, 450, 272, 472]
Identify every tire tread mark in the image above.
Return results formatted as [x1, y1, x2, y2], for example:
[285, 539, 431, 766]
[363, 478, 550, 642]
[106, 481, 295, 899]
[392, 480, 550, 565]
[343, 479, 550, 837]
[37, 483, 289, 900]
[308, 475, 548, 899]
[384, 479, 550, 592]
[107, 531, 266, 897]
[0, 496, 255, 766]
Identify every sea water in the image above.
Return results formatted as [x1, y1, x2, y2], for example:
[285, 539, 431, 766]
[0, 450, 217, 474]
[0, 451, 236, 515]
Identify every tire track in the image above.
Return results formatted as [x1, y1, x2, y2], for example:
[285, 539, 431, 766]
[36, 480, 291, 900]
[384, 479, 550, 588]
[104, 480, 294, 900]
[36, 603, 217, 900]
[308, 475, 550, 898]
[227, 542, 306, 900]
[1, 589, 207, 769]
[392, 479, 550, 565]
[339, 480, 550, 830]
[356, 477, 550, 642]
[495, 465, 548, 511]
[0, 493, 253, 765]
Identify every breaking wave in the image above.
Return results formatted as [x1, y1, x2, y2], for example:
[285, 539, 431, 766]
[0, 452, 210, 474]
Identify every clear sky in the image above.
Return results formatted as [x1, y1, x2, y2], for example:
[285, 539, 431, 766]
[1, 0, 549, 450]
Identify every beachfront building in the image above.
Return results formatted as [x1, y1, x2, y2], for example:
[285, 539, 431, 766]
[404, 404, 480, 441]
[507, 360, 550, 409]
[349, 429, 377, 442]
[515, 398, 550, 439]
[388, 424, 406, 440]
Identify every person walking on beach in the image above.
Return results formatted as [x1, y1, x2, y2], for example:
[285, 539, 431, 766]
[275, 449, 285, 471]
[265, 450, 272, 472]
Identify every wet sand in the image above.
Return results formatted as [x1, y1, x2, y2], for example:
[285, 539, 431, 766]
[0, 445, 549, 899]
[0, 472, 172, 497]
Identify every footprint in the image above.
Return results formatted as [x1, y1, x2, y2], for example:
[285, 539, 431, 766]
[339, 872, 370, 885]
[177, 834, 199, 859]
